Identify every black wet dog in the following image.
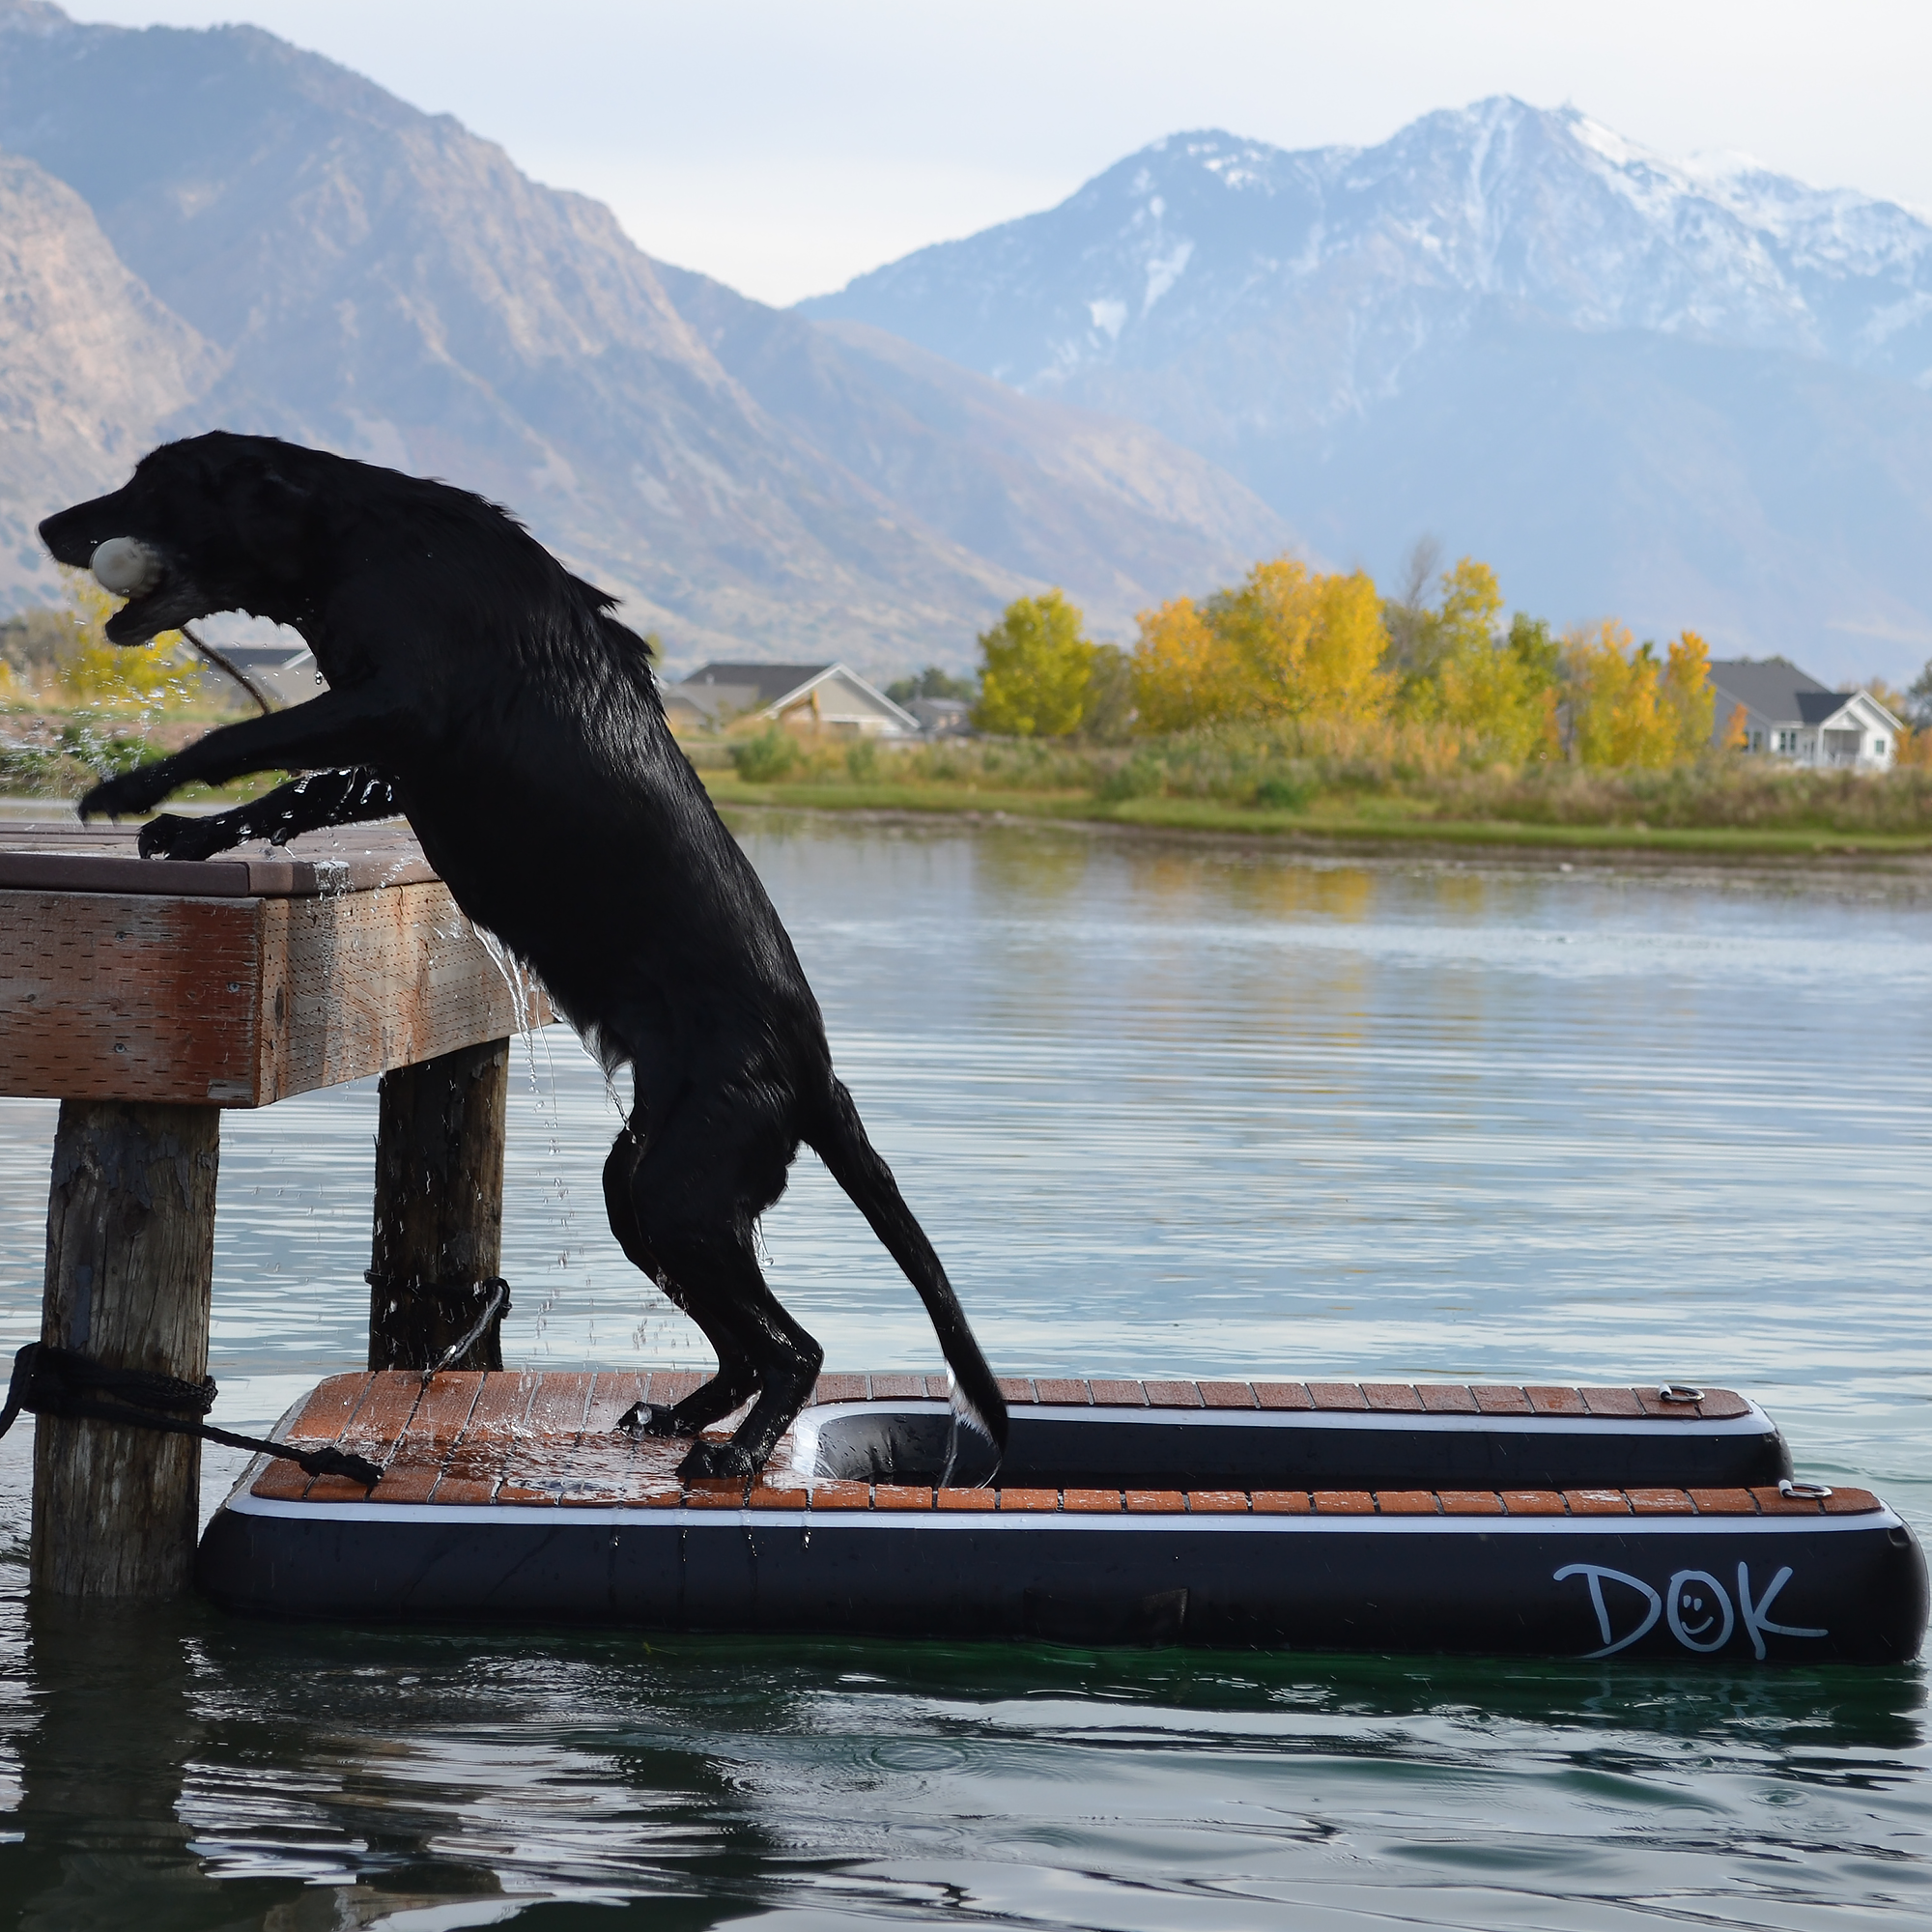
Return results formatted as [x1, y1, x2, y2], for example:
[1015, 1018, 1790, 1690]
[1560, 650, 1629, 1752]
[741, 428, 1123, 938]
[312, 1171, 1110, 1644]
[41, 433, 1008, 1477]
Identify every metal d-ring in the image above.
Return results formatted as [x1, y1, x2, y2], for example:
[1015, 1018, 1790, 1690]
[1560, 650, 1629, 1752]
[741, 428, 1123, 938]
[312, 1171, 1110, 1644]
[1658, 1384, 1705, 1405]
[1778, 1477, 1834, 1500]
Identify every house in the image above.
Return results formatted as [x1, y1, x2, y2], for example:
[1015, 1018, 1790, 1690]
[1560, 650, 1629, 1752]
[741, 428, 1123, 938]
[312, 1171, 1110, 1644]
[904, 696, 974, 737]
[664, 662, 921, 739]
[194, 636, 325, 708]
[1707, 660, 1902, 770]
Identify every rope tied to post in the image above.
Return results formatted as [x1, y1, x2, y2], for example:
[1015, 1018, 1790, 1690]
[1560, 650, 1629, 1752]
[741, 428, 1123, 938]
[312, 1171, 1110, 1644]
[362, 1270, 513, 1384]
[0, 1342, 382, 1488]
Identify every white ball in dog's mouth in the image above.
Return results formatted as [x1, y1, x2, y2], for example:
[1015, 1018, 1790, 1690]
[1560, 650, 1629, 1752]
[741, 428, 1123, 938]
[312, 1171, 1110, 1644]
[90, 536, 163, 597]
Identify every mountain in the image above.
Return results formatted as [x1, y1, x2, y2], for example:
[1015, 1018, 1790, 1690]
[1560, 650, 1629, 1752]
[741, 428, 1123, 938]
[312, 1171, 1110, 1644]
[653, 267, 1289, 622]
[0, 1, 1289, 670]
[801, 100, 1932, 679]
[0, 149, 219, 610]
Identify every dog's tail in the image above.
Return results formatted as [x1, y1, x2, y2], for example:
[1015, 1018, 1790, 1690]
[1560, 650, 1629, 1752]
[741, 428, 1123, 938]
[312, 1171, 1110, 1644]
[805, 1077, 1008, 1460]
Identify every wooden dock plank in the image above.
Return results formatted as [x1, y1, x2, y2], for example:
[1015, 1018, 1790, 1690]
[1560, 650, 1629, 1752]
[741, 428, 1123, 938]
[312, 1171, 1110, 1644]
[430, 1370, 536, 1503]
[250, 1371, 1804, 1514]
[368, 1374, 484, 1504]
[1309, 1383, 1370, 1411]
[252, 1374, 378, 1501]
[497, 1372, 596, 1501]
[1363, 1384, 1425, 1412]
[1, 848, 548, 1108]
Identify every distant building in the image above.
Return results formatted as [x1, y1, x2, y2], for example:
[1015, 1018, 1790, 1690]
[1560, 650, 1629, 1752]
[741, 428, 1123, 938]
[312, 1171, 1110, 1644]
[665, 662, 921, 739]
[905, 696, 974, 737]
[1708, 660, 1901, 770]
[195, 637, 324, 709]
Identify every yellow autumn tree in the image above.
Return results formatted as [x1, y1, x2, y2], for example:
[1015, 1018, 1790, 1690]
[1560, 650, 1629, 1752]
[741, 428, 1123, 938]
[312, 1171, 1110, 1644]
[1131, 556, 1390, 731]
[1407, 558, 1559, 760]
[1563, 622, 1715, 767]
[1212, 557, 1391, 722]
[1129, 595, 1228, 733]
[1662, 629, 1716, 756]
[1303, 569, 1393, 721]
[0, 569, 200, 712]
[973, 590, 1095, 737]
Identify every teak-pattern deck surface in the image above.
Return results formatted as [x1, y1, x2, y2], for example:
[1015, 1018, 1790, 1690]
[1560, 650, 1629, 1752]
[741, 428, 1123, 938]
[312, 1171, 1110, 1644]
[250, 1371, 1866, 1518]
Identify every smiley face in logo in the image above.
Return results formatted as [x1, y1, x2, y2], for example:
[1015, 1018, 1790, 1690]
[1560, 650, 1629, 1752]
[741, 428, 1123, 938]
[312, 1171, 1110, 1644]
[1665, 1568, 1735, 1652]
[1678, 1585, 1716, 1635]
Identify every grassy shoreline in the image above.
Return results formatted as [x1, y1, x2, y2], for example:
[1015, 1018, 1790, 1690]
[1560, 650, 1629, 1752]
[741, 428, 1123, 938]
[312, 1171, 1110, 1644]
[3, 769, 1922, 862]
[700, 774, 1932, 861]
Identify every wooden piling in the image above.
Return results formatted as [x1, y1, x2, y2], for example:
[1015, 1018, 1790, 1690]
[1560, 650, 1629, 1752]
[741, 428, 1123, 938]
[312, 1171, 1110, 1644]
[367, 1037, 511, 1372]
[31, 1100, 219, 1599]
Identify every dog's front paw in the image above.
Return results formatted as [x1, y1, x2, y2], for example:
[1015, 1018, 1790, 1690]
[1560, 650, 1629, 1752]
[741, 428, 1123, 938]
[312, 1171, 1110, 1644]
[678, 1437, 759, 1479]
[139, 811, 228, 861]
[79, 764, 174, 822]
[616, 1401, 694, 1439]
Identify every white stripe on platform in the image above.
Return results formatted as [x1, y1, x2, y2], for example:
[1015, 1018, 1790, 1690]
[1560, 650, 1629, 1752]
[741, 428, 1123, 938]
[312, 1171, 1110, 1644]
[787, 1399, 1777, 1454]
[221, 1491, 1898, 1537]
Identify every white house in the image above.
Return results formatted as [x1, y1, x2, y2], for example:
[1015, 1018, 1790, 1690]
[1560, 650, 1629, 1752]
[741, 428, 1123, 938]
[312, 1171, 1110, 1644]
[194, 636, 324, 709]
[665, 662, 921, 739]
[904, 696, 973, 737]
[1708, 660, 1902, 770]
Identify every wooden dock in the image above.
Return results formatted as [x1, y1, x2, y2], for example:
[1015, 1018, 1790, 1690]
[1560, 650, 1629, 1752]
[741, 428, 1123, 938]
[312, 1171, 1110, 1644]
[0, 818, 551, 1598]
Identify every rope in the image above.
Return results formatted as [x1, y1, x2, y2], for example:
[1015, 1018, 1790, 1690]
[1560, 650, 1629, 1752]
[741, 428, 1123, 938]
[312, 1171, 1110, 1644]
[362, 1271, 513, 1382]
[182, 619, 278, 716]
[0, 1343, 382, 1489]
[418, 1278, 511, 1386]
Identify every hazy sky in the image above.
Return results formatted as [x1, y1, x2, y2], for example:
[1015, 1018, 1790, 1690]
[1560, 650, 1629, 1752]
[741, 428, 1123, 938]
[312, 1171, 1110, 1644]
[71, 2, 1932, 305]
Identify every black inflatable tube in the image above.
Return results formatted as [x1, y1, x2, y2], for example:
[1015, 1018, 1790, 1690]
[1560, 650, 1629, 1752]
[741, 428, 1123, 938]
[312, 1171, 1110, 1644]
[809, 1405, 1794, 1492]
[198, 1499, 1927, 1664]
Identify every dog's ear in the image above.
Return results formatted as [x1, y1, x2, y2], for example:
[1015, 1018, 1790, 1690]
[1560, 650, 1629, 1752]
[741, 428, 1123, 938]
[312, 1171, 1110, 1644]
[224, 465, 316, 566]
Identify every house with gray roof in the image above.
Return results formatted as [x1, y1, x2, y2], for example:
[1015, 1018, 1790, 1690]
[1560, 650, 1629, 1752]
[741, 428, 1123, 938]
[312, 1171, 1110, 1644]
[1708, 660, 1901, 769]
[192, 634, 325, 709]
[664, 662, 921, 739]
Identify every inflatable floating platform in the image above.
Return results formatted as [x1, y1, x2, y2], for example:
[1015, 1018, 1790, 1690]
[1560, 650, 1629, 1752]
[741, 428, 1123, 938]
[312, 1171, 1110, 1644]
[199, 1370, 1928, 1663]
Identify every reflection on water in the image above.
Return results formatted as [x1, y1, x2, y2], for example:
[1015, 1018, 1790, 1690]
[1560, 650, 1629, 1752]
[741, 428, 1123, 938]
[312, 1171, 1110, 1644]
[0, 815, 1928, 1925]
[1, 1610, 1925, 1928]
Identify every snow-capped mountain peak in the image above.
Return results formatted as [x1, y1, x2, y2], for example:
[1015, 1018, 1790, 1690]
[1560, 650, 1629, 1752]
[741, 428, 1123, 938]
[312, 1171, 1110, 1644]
[801, 98, 1932, 407]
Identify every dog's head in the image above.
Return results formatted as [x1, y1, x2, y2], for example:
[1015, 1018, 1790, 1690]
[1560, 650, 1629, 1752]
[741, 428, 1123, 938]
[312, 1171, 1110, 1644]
[40, 433, 323, 645]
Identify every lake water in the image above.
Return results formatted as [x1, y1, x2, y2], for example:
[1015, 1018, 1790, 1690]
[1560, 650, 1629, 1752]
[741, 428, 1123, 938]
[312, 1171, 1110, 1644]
[0, 810, 1927, 1928]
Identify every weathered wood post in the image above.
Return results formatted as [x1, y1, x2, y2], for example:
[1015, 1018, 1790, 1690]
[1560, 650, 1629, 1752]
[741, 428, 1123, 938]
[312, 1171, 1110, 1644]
[31, 1100, 219, 1597]
[367, 1036, 512, 1371]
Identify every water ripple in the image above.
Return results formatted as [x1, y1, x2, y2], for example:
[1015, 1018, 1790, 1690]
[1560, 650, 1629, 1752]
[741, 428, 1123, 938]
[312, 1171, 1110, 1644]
[0, 818, 1926, 1925]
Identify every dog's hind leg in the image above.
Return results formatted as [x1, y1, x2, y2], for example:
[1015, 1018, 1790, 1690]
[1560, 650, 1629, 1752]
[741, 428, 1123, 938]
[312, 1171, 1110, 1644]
[600, 1123, 765, 1441]
[607, 1108, 823, 1477]
[662, 1245, 823, 1479]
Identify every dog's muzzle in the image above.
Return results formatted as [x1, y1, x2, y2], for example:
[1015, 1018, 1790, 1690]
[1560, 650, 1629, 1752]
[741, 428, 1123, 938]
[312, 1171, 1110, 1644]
[90, 537, 164, 598]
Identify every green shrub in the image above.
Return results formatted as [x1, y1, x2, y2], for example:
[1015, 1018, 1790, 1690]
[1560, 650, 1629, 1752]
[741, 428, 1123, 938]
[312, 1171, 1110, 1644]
[1253, 772, 1316, 810]
[844, 737, 880, 782]
[0, 719, 156, 798]
[1094, 752, 1166, 802]
[59, 719, 152, 778]
[729, 727, 800, 782]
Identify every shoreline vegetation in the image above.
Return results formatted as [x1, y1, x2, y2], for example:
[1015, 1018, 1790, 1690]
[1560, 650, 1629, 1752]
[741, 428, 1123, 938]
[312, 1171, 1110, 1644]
[6, 549, 1932, 862]
[695, 742, 1932, 860]
[696, 548, 1932, 862]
